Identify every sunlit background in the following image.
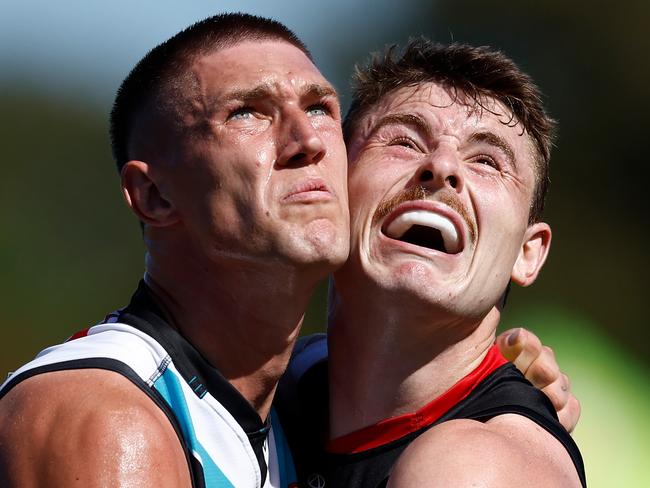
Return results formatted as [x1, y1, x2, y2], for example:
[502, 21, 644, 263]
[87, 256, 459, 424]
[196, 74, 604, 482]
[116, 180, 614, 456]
[2, 1, 648, 485]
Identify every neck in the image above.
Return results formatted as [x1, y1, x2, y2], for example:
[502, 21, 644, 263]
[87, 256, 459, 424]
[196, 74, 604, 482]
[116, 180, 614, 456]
[145, 243, 324, 421]
[327, 290, 499, 439]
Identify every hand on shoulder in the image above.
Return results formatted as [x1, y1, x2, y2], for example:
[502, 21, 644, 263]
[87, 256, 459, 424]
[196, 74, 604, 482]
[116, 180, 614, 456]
[497, 327, 581, 432]
[0, 369, 190, 487]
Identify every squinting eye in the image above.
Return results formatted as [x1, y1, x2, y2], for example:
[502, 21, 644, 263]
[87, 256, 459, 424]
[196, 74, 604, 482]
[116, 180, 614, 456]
[228, 107, 254, 120]
[475, 155, 498, 169]
[306, 105, 328, 117]
[389, 137, 419, 150]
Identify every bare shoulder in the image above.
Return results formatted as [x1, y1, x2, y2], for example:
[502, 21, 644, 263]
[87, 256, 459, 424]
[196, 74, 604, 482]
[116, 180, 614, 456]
[0, 369, 191, 487]
[387, 416, 581, 488]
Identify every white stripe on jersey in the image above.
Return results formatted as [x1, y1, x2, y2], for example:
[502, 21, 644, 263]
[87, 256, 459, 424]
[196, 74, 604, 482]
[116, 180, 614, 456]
[0, 322, 296, 488]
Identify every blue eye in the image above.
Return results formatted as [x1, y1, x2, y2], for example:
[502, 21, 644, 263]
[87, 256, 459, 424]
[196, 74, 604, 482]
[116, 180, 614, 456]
[307, 105, 328, 116]
[228, 107, 254, 120]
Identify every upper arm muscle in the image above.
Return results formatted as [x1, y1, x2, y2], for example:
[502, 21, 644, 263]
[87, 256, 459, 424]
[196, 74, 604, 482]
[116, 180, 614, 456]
[0, 369, 191, 487]
[387, 417, 581, 488]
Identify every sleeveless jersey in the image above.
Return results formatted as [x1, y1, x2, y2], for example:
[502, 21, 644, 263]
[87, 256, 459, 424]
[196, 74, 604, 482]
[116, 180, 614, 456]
[0, 282, 297, 488]
[276, 334, 586, 488]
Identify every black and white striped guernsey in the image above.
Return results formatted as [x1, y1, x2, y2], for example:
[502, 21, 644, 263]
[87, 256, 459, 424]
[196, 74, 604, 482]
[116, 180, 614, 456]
[0, 281, 298, 488]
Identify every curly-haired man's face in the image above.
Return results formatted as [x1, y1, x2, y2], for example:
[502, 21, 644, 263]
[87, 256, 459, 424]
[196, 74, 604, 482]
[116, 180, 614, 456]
[335, 82, 551, 320]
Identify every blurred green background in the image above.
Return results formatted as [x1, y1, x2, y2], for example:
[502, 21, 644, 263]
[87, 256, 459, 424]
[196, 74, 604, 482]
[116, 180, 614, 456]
[1, 1, 648, 485]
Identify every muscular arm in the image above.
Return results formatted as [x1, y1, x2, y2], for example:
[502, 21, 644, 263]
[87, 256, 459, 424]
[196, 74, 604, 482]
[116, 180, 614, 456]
[0, 369, 191, 487]
[388, 415, 582, 488]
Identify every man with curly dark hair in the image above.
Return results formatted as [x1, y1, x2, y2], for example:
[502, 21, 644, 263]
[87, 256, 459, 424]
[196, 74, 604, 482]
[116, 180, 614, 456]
[280, 40, 585, 488]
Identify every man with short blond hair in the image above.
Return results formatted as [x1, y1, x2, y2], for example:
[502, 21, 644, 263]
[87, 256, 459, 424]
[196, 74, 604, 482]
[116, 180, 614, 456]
[0, 13, 349, 487]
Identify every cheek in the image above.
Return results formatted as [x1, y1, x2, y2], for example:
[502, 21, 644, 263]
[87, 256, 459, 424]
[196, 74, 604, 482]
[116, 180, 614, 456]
[328, 153, 349, 195]
[469, 176, 530, 230]
[474, 199, 526, 273]
[221, 126, 276, 159]
[218, 141, 276, 190]
[347, 189, 385, 256]
[347, 175, 377, 220]
[347, 156, 399, 195]
[254, 147, 273, 168]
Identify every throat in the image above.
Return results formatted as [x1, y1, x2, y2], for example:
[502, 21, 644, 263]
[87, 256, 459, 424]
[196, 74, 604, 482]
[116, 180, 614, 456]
[400, 225, 445, 252]
[230, 372, 281, 420]
[327, 316, 498, 439]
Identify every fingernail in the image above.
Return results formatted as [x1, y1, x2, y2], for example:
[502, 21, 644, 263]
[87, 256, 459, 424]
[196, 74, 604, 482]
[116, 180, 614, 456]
[507, 328, 521, 346]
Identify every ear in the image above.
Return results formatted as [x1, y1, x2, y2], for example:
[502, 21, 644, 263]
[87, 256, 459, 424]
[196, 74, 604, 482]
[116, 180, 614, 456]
[511, 222, 552, 287]
[121, 160, 179, 227]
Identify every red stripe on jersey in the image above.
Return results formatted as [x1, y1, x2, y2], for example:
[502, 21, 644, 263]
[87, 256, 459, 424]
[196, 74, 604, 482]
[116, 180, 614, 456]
[327, 343, 508, 454]
[67, 328, 90, 341]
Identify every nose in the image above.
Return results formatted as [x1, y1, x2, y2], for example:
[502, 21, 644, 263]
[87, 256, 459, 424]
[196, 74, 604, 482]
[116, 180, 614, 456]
[411, 146, 464, 193]
[276, 109, 326, 167]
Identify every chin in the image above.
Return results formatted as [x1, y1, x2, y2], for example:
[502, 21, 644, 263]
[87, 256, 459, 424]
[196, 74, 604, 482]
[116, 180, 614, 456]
[304, 236, 349, 269]
[308, 219, 349, 257]
[367, 262, 464, 307]
[382, 259, 455, 289]
[395, 284, 500, 323]
[282, 227, 349, 272]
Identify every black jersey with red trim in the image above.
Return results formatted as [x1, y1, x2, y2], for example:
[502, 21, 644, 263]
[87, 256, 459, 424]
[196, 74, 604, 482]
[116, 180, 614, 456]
[275, 334, 585, 488]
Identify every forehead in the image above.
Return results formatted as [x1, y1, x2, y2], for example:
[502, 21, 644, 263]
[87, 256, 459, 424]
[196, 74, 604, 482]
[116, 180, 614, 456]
[356, 82, 535, 163]
[190, 40, 332, 99]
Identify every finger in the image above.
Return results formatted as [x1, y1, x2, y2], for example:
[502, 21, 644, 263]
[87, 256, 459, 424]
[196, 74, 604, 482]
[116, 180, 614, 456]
[557, 395, 581, 433]
[541, 372, 570, 410]
[496, 328, 520, 362]
[497, 328, 543, 372]
[526, 346, 561, 389]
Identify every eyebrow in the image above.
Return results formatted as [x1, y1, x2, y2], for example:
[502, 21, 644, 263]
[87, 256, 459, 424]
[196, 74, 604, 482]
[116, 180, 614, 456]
[369, 113, 431, 138]
[301, 83, 338, 100]
[468, 131, 517, 168]
[222, 82, 338, 105]
[224, 83, 273, 103]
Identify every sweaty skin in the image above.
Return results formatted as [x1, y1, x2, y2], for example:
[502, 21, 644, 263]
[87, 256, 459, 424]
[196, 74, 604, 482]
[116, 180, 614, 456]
[0, 331, 576, 487]
[0, 38, 579, 488]
[328, 82, 581, 487]
[0, 370, 191, 487]
[1, 39, 349, 488]
[126, 40, 350, 418]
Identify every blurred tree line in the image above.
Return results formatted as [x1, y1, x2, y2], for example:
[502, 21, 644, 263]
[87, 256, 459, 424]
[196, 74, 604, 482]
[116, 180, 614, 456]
[2, 2, 649, 485]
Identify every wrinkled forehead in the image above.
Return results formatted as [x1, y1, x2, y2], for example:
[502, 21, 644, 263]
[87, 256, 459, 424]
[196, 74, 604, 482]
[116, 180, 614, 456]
[191, 40, 332, 99]
[156, 40, 337, 134]
[349, 82, 536, 161]
[368, 83, 518, 136]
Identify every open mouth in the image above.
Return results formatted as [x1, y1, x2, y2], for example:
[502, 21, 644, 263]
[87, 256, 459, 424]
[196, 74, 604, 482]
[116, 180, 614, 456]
[383, 210, 462, 254]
